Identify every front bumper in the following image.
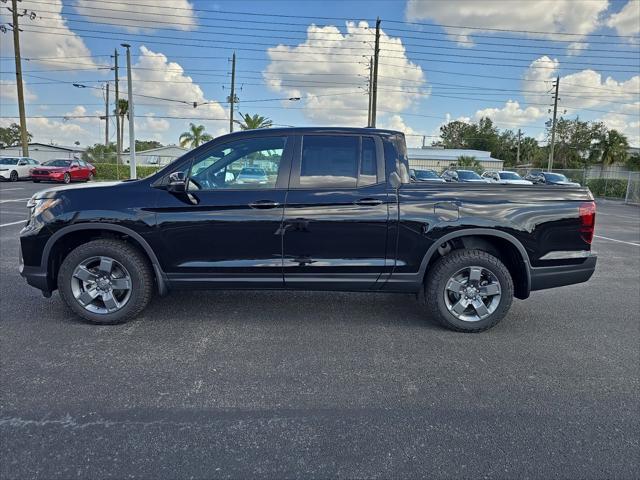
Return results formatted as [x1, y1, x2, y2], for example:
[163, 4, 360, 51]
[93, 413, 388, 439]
[530, 255, 597, 291]
[31, 174, 64, 182]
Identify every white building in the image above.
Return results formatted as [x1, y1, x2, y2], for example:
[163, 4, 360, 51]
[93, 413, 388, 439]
[0, 143, 85, 164]
[135, 145, 189, 166]
[407, 147, 504, 172]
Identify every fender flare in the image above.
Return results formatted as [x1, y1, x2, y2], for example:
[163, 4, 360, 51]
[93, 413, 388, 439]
[418, 228, 531, 296]
[41, 223, 168, 296]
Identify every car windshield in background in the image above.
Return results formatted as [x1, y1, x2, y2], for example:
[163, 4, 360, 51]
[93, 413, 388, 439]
[500, 172, 522, 180]
[240, 167, 266, 176]
[0, 158, 19, 165]
[546, 173, 568, 182]
[43, 160, 72, 167]
[415, 170, 439, 180]
[458, 170, 483, 180]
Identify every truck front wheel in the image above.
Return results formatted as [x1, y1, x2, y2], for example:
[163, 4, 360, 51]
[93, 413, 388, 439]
[57, 239, 154, 324]
[423, 249, 514, 332]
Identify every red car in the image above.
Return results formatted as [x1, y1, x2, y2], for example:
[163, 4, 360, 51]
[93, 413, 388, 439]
[31, 159, 96, 184]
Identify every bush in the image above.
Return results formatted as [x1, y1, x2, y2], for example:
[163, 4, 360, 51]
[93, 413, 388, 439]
[94, 163, 161, 181]
[586, 178, 627, 198]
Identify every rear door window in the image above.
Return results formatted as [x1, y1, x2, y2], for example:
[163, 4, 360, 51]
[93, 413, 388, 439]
[299, 135, 358, 188]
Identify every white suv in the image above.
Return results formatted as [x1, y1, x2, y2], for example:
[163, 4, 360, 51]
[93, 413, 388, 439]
[482, 170, 532, 185]
[0, 157, 39, 181]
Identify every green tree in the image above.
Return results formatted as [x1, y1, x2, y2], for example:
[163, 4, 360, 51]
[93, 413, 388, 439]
[0, 123, 32, 148]
[82, 142, 117, 163]
[437, 120, 474, 148]
[124, 140, 163, 153]
[457, 155, 483, 173]
[593, 129, 629, 166]
[626, 153, 640, 171]
[547, 117, 607, 169]
[519, 137, 541, 165]
[235, 113, 273, 130]
[179, 123, 213, 148]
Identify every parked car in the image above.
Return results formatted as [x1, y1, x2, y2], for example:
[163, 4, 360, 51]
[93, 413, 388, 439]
[482, 171, 533, 185]
[235, 166, 269, 185]
[441, 169, 487, 183]
[525, 172, 581, 186]
[19, 127, 596, 333]
[30, 159, 96, 184]
[0, 156, 39, 181]
[410, 169, 446, 183]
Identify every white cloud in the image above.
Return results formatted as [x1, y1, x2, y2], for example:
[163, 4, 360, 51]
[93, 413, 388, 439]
[405, 0, 608, 47]
[128, 46, 228, 143]
[606, 1, 640, 36]
[380, 114, 422, 147]
[523, 56, 640, 112]
[0, 116, 93, 146]
[474, 100, 545, 127]
[73, 0, 197, 31]
[0, 0, 97, 69]
[263, 21, 427, 126]
[598, 102, 640, 147]
[0, 80, 37, 102]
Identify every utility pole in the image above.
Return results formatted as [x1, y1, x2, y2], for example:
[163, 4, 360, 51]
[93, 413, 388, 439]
[122, 44, 136, 179]
[370, 17, 381, 128]
[547, 75, 560, 172]
[113, 49, 121, 166]
[367, 57, 373, 127]
[516, 128, 521, 164]
[11, 0, 29, 156]
[104, 83, 109, 146]
[229, 52, 236, 133]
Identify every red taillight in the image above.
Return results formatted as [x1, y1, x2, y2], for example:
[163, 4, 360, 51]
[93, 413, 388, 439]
[579, 201, 596, 244]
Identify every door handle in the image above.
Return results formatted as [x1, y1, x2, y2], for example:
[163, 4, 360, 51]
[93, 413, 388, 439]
[249, 200, 280, 209]
[354, 198, 383, 206]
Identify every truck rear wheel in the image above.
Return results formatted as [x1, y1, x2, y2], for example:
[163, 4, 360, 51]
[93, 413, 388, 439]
[423, 249, 513, 332]
[57, 239, 154, 324]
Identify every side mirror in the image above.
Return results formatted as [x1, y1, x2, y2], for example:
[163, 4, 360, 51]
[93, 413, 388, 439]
[18, 160, 27, 166]
[167, 171, 187, 193]
[389, 171, 402, 189]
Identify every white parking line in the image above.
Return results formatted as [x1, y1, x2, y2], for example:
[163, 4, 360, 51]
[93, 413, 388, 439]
[594, 235, 640, 247]
[0, 220, 25, 228]
[0, 198, 30, 204]
[0, 188, 24, 192]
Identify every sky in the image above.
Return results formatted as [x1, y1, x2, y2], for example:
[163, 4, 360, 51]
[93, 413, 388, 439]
[0, 0, 639, 149]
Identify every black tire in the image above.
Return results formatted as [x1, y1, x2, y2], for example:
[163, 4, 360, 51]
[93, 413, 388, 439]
[423, 249, 514, 333]
[9, 170, 18, 182]
[87, 173, 94, 182]
[63, 173, 71, 184]
[57, 239, 154, 324]
[32, 179, 40, 183]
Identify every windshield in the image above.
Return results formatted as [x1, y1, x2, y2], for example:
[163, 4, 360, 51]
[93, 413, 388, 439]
[415, 170, 439, 179]
[0, 158, 19, 165]
[43, 160, 71, 167]
[500, 172, 522, 180]
[457, 170, 483, 180]
[545, 173, 568, 182]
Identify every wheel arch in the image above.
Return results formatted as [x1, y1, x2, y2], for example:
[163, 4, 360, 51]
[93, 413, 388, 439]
[42, 223, 168, 295]
[420, 228, 531, 299]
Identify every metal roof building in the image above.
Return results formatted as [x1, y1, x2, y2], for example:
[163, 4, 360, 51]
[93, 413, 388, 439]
[407, 147, 504, 172]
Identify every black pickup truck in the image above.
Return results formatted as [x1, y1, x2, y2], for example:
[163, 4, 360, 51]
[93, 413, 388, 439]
[19, 128, 597, 332]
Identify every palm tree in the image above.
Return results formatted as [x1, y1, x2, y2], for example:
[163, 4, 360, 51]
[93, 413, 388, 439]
[179, 123, 213, 149]
[457, 155, 483, 173]
[595, 129, 629, 167]
[235, 113, 273, 130]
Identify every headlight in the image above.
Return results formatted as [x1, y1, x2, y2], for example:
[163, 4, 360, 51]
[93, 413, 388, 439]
[27, 198, 60, 217]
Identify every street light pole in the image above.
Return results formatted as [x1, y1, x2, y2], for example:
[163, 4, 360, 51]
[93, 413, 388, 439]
[122, 43, 136, 179]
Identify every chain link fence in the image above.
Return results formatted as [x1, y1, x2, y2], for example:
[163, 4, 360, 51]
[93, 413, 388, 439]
[625, 172, 640, 205]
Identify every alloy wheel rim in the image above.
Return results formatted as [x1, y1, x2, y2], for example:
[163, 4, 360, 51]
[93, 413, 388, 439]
[443, 266, 502, 322]
[10, 171, 17, 181]
[70, 256, 132, 314]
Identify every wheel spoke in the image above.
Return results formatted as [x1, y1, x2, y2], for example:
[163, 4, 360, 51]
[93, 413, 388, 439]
[480, 283, 500, 296]
[471, 299, 490, 318]
[74, 266, 98, 282]
[77, 288, 99, 306]
[98, 257, 114, 275]
[111, 277, 131, 290]
[101, 292, 119, 312]
[451, 298, 469, 315]
[446, 279, 464, 294]
[469, 267, 482, 283]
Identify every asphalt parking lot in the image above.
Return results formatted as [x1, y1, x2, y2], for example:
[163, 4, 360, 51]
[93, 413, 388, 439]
[1, 181, 638, 479]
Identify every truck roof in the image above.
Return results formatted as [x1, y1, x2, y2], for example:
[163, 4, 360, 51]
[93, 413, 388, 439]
[222, 127, 404, 137]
